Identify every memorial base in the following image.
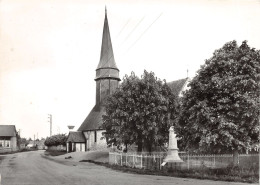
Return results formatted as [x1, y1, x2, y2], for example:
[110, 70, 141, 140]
[163, 149, 183, 163]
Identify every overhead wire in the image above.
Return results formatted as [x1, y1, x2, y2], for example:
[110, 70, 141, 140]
[126, 13, 163, 53]
[116, 19, 131, 38]
[97, 13, 163, 80]
[120, 16, 145, 45]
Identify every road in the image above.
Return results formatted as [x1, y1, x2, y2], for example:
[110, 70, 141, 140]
[0, 151, 255, 185]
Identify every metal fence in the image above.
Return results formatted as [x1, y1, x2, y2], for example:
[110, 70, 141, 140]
[109, 152, 259, 170]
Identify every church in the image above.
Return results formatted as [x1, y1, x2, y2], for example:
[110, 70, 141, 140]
[67, 8, 120, 152]
[66, 9, 189, 152]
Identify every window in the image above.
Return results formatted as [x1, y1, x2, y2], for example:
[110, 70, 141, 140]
[0, 140, 10, 148]
[5, 140, 10, 148]
[94, 131, 97, 143]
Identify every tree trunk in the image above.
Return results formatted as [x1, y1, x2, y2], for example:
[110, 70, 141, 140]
[233, 149, 239, 166]
[123, 144, 128, 153]
[137, 141, 142, 153]
[143, 142, 152, 155]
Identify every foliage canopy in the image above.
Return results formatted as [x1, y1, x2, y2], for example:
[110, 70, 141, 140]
[103, 70, 177, 152]
[44, 134, 67, 147]
[176, 41, 260, 154]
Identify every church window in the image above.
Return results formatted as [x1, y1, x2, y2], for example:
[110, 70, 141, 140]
[94, 131, 97, 142]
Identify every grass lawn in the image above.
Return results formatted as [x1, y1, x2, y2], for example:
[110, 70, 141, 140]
[80, 160, 259, 184]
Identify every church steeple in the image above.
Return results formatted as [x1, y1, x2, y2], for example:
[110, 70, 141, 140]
[95, 8, 120, 107]
[95, 7, 119, 81]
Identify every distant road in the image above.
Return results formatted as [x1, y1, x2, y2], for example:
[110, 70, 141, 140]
[0, 151, 255, 185]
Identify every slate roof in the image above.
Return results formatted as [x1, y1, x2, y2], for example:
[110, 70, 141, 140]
[67, 131, 86, 143]
[167, 78, 189, 97]
[0, 125, 17, 137]
[96, 9, 118, 71]
[78, 105, 105, 131]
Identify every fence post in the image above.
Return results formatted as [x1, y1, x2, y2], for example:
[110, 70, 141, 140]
[133, 154, 135, 167]
[126, 153, 127, 166]
[214, 154, 216, 167]
[121, 153, 122, 166]
[159, 155, 161, 170]
[187, 153, 190, 170]
[141, 155, 143, 169]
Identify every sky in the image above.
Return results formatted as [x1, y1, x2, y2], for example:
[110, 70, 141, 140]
[0, 0, 260, 139]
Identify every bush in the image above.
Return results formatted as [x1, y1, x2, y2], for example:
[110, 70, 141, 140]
[44, 134, 67, 147]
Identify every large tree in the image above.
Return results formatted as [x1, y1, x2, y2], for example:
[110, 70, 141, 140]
[176, 41, 260, 164]
[103, 70, 177, 153]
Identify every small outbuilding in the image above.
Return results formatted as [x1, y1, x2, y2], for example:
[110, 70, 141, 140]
[66, 131, 86, 152]
[0, 125, 18, 153]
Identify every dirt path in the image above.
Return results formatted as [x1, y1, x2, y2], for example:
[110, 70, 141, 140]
[0, 151, 256, 185]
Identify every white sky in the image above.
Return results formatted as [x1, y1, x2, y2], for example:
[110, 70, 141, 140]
[0, 0, 260, 139]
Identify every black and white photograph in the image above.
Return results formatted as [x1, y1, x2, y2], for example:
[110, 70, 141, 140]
[0, 0, 259, 184]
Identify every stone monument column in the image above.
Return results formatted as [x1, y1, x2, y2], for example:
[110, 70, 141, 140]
[162, 126, 183, 166]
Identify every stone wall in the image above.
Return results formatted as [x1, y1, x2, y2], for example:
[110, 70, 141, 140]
[83, 130, 108, 151]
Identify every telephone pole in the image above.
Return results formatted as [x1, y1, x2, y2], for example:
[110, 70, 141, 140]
[48, 114, 52, 136]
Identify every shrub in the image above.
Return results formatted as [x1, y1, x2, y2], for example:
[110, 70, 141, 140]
[44, 134, 67, 147]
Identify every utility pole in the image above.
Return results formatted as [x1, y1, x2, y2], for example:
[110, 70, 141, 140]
[48, 114, 52, 137]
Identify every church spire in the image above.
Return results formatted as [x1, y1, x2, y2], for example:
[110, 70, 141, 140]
[95, 7, 119, 81]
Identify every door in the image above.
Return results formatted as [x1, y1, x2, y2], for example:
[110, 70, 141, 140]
[68, 142, 72, 152]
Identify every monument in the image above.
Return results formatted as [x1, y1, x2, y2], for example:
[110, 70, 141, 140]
[161, 126, 183, 166]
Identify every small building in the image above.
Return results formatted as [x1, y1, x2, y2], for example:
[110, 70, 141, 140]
[66, 131, 86, 152]
[0, 125, 18, 153]
[35, 138, 47, 150]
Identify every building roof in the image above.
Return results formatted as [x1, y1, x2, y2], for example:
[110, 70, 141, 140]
[0, 125, 17, 137]
[167, 78, 189, 97]
[67, 131, 86, 143]
[96, 8, 118, 71]
[78, 106, 105, 131]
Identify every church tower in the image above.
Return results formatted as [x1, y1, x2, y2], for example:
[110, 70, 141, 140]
[95, 7, 120, 108]
[77, 8, 120, 151]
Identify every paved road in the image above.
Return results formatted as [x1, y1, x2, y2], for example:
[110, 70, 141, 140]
[0, 151, 255, 185]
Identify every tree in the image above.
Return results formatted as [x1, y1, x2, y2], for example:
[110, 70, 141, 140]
[19, 138, 29, 146]
[103, 70, 177, 153]
[176, 41, 260, 165]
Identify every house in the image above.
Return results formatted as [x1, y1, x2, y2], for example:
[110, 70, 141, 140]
[66, 132, 86, 152]
[35, 138, 47, 150]
[0, 125, 18, 153]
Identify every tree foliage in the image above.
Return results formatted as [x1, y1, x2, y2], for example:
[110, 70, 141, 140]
[176, 41, 260, 155]
[103, 70, 177, 152]
[44, 134, 67, 147]
[19, 138, 29, 146]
